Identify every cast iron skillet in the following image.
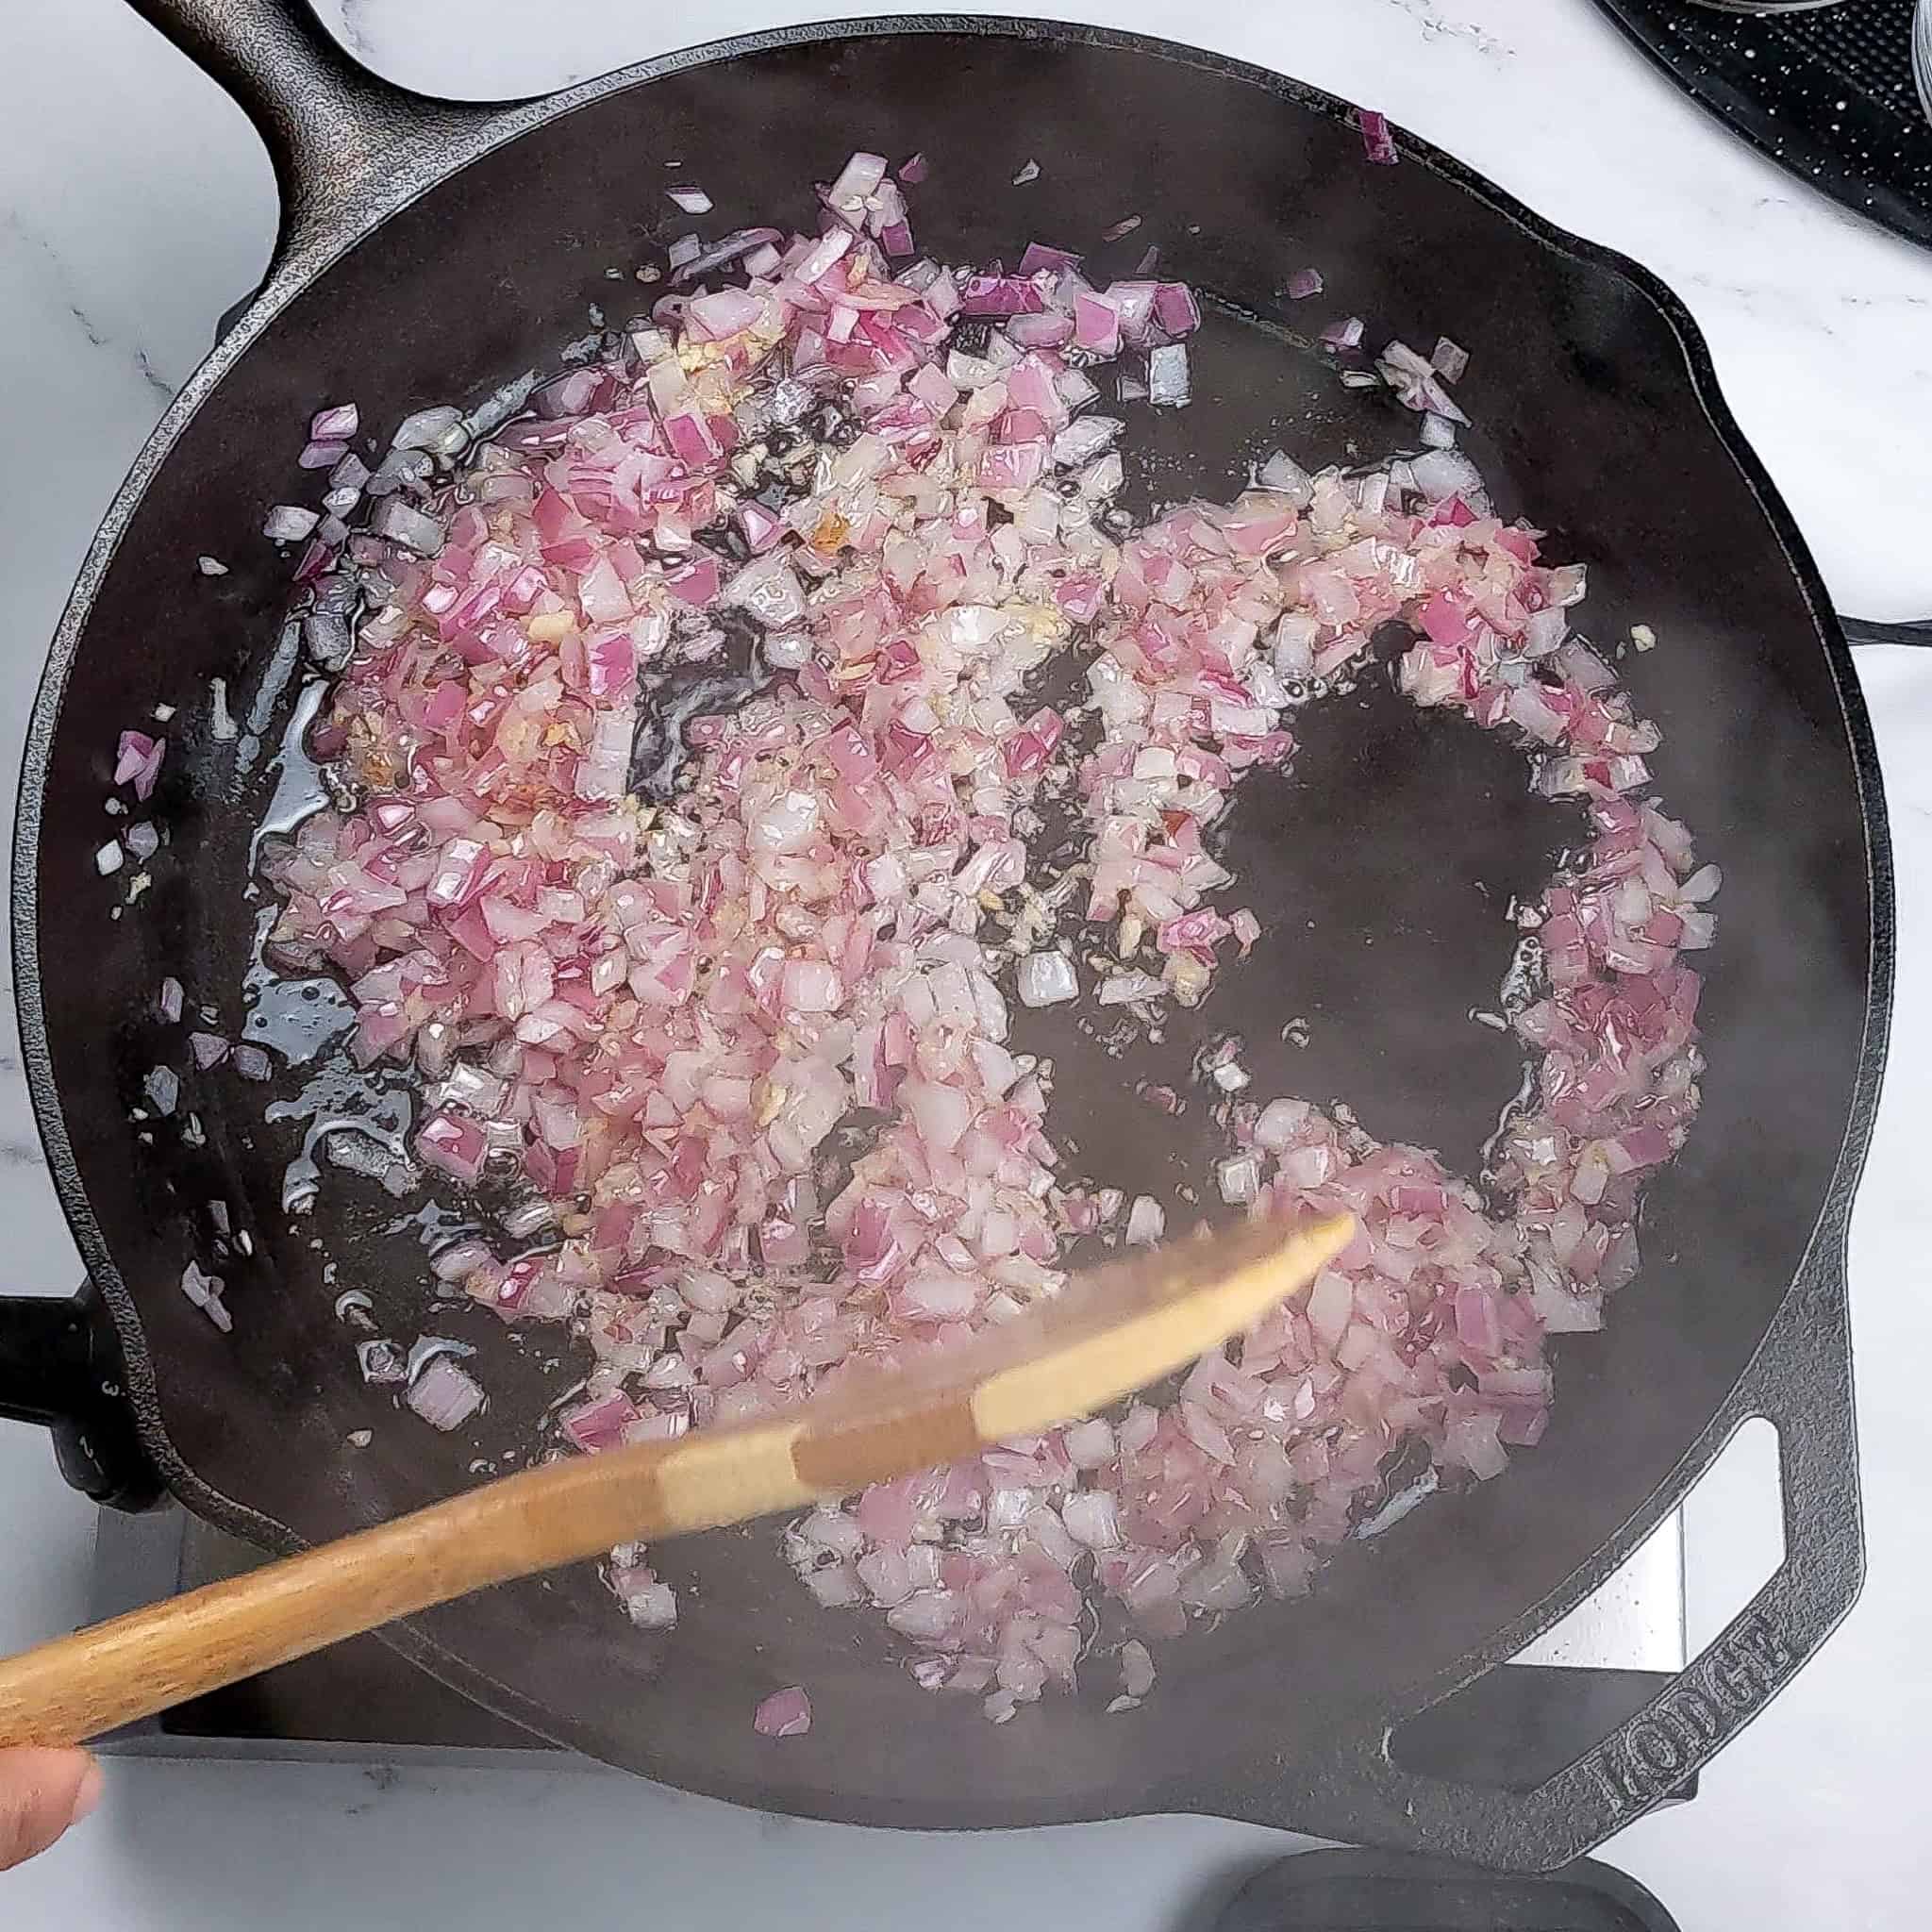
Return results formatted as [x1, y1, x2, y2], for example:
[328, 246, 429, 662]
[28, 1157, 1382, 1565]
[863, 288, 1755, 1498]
[0, 0, 1891, 1874]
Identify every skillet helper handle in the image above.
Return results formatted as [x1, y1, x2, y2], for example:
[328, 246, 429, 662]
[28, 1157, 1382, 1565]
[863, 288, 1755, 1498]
[1294, 1235, 1863, 1871]
[121, 0, 506, 278]
[0, 1287, 161, 1511]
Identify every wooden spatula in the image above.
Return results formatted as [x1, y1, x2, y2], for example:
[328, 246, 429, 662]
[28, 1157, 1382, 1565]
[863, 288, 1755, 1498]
[0, 1213, 1350, 1748]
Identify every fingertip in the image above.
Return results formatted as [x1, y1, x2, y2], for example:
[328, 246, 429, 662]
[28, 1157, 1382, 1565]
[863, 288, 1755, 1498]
[0, 1747, 101, 1871]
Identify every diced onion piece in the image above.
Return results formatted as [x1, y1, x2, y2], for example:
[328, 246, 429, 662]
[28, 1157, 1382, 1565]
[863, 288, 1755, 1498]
[1017, 952, 1078, 1008]
[407, 1356, 485, 1430]
[262, 505, 319, 543]
[1146, 344, 1191, 408]
[753, 1686, 813, 1737]
[1357, 108, 1400, 165]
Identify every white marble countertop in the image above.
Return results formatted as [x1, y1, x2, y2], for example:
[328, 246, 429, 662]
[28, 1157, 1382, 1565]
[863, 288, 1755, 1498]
[4, 2, 1931, 1926]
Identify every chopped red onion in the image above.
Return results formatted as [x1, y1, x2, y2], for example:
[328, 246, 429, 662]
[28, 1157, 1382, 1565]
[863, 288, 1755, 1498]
[671, 226, 785, 286]
[1147, 344, 1191, 408]
[958, 274, 1047, 318]
[561, 1390, 640, 1452]
[262, 505, 319, 543]
[753, 1686, 813, 1737]
[180, 1259, 230, 1331]
[407, 1355, 485, 1430]
[417, 1110, 488, 1182]
[1017, 952, 1078, 1008]
[1061, 1491, 1121, 1549]
[1216, 1154, 1260, 1205]
[246, 146, 1714, 1727]
[311, 403, 359, 441]
[666, 185, 713, 214]
[826, 151, 888, 212]
[1378, 340, 1471, 425]
[114, 730, 167, 802]
[1287, 268, 1324, 300]
[188, 1031, 228, 1070]
[1357, 108, 1400, 166]
[391, 405, 463, 452]
[1153, 283, 1201, 335]
[370, 498, 445, 557]
[230, 1043, 273, 1082]
[1408, 448, 1486, 504]
[430, 1238, 493, 1284]
[358, 1339, 406, 1385]
[612, 1558, 679, 1629]
[1257, 451, 1314, 506]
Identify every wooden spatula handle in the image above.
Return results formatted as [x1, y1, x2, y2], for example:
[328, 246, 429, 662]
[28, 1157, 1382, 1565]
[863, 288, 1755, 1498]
[0, 1505, 509, 1747]
[0, 1387, 913, 1745]
[0, 1422, 801, 1747]
[0, 1216, 1348, 1747]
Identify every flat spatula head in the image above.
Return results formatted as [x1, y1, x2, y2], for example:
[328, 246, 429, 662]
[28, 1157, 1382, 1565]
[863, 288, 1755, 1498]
[789, 1212, 1355, 1496]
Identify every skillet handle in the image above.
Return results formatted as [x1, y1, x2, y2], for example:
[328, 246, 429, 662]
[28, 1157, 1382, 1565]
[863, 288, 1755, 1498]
[1287, 1232, 1864, 1871]
[0, 1286, 163, 1511]
[1840, 616, 1932, 651]
[121, 0, 508, 279]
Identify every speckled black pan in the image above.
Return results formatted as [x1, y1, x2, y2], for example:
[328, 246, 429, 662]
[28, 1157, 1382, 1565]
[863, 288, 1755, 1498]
[2, 3, 1890, 1874]
[1595, 0, 1932, 253]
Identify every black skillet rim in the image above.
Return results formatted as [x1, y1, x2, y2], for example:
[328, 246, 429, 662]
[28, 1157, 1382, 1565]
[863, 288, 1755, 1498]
[11, 10, 1894, 1806]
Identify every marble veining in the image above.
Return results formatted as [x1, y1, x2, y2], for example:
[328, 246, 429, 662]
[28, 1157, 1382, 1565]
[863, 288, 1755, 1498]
[331, 0, 378, 61]
[1371, 0, 1514, 59]
[3, 212, 178, 407]
[1, 5, 1929, 1928]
